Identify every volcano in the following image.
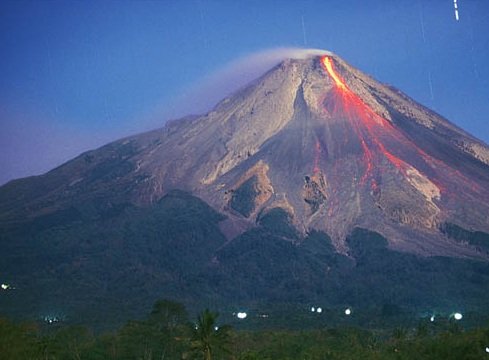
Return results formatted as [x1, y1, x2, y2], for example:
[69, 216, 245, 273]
[1, 52, 489, 327]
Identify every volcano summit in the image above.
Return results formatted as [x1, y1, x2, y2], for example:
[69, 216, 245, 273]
[1, 52, 489, 326]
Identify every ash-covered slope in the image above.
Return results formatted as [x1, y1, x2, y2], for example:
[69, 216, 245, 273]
[4, 53, 488, 257]
[2, 52, 489, 327]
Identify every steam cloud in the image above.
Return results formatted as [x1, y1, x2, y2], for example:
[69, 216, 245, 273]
[152, 48, 331, 124]
[0, 48, 331, 185]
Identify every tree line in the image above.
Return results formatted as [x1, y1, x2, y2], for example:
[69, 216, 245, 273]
[1, 299, 489, 359]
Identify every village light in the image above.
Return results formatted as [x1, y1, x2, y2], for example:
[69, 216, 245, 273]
[237, 312, 247, 319]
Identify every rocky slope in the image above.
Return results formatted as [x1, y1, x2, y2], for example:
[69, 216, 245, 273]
[1, 52, 489, 327]
[2, 53, 488, 257]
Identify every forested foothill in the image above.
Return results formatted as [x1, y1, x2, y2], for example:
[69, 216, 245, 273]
[1, 299, 489, 359]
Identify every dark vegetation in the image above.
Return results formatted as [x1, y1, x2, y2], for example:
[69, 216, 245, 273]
[1, 190, 489, 331]
[0, 190, 228, 329]
[2, 299, 489, 359]
[441, 222, 489, 252]
[229, 176, 259, 217]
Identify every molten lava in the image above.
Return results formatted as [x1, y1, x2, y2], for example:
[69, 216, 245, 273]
[318, 55, 482, 196]
[321, 57, 347, 91]
[320, 55, 407, 188]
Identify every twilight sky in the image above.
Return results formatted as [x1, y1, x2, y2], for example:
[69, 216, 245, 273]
[0, 0, 488, 185]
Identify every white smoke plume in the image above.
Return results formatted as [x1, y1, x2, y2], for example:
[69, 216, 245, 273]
[0, 48, 331, 185]
[144, 48, 331, 128]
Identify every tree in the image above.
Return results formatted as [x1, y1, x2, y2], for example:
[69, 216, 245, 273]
[117, 299, 190, 359]
[0, 318, 38, 359]
[148, 299, 188, 333]
[148, 299, 189, 358]
[187, 309, 232, 360]
[53, 325, 94, 360]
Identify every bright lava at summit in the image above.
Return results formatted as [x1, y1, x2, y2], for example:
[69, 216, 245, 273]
[318, 55, 482, 196]
[320, 55, 408, 189]
[321, 56, 348, 90]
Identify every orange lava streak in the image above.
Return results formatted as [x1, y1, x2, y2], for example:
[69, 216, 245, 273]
[321, 55, 407, 183]
[321, 56, 347, 91]
[320, 55, 485, 198]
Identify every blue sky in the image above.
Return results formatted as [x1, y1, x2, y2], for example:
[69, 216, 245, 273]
[0, 0, 488, 184]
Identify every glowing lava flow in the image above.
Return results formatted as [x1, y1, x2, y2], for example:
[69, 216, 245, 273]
[319, 55, 483, 197]
[320, 56, 422, 189]
[321, 57, 347, 90]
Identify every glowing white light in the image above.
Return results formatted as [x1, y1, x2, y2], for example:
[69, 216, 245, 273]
[454, 312, 463, 320]
[1, 284, 8, 290]
[345, 308, 352, 316]
[237, 312, 247, 319]
[485, 347, 489, 353]
[311, 307, 315, 312]
[214, 326, 219, 331]
[44, 316, 58, 324]
[44, 316, 59, 324]
[430, 315, 435, 322]
[316, 307, 322, 313]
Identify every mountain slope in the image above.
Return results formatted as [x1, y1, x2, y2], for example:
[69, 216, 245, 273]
[1, 52, 489, 327]
[2, 53, 488, 256]
[2, 190, 489, 329]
